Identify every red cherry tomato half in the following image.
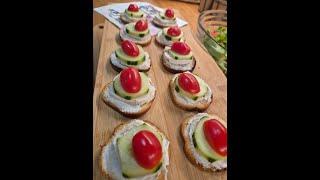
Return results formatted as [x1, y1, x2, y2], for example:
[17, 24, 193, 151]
[121, 40, 139, 57]
[167, 26, 181, 37]
[203, 119, 227, 157]
[165, 8, 174, 18]
[120, 67, 141, 93]
[132, 130, 163, 169]
[171, 42, 191, 55]
[135, 20, 148, 32]
[178, 73, 200, 94]
[128, 4, 139, 12]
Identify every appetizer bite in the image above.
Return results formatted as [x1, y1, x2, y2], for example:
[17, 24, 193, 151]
[102, 67, 156, 117]
[120, 3, 146, 23]
[155, 26, 185, 47]
[101, 120, 170, 179]
[162, 42, 196, 73]
[181, 113, 227, 172]
[152, 8, 177, 28]
[110, 40, 151, 72]
[169, 72, 212, 111]
[120, 20, 152, 46]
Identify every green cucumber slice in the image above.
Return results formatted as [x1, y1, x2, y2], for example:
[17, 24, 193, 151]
[113, 72, 149, 99]
[174, 75, 208, 100]
[115, 45, 145, 62]
[125, 23, 150, 37]
[168, 50, 193, 60]
[125, 9, 144, 18]
[193, 116, 226, 161]
[117, 124, 163, 178]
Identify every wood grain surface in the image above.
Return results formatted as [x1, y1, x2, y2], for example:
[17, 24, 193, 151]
[93, 6, 227, 180]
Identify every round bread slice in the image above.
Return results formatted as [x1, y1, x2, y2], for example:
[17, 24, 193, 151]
[101, 80, 156, 118]
[100, 120, 170, 180]
[180, 113, 227, 172]
[119, 31, 152, 46]
[168, 73, 212, 111]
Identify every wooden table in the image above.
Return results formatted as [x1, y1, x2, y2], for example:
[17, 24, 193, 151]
[93, 1, 227, 179]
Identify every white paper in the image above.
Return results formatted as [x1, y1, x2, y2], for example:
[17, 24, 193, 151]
[94, 2, 188, 36]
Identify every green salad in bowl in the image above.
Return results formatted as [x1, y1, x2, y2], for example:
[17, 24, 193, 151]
[197, 10, 227, 75]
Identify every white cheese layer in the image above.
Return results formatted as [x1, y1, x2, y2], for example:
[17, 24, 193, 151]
[103, 75, 156, 113]
[121, 12, 146, 22]
[101, 120, 170, 180]
[110, 51, 151, 71]
[185, 113, 227, 171]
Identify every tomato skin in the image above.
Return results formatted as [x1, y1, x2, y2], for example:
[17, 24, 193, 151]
[203, 119, 227, 157]
[178, 73, 200, 94]
[165, 8, 174, 18]
[171, 42, 191, 55]
[132, 130, 163, 169]
[135, 20, 148, 32]
[167, 26, 181, 37]
[128, 4, 139, 12]
[120, 68, 141, 93]
[121, 40, 139, 57]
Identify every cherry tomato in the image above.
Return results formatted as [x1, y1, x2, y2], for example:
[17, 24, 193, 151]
[178, 73, 200, 94]
[203, 119, 227, 157]
[165, 8, 174, 18]
[121, 40, 139, 57]
[128, 4, 139, 12]
[171, 42, 191, 55]
[135, 20, 148, 32]
[167, 26, 181, 36]
[120, 67, 141, 93]
[132, 130, 162, 169]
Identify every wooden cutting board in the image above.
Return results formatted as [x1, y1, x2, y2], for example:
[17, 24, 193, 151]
[93, 11, 227, 180]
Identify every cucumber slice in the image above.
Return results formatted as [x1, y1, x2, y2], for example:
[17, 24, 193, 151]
[168, 50, 193, 60]
[163, 28, 183, 41]
[117, 124, 163, 178]
[193, 116, 226, 161]
[113, 72, 149, 99]
[174, 75, 208, 101]
[125, 23, 150, 37]
[115, 45, 145, 62]
[125, 9, 144, 18]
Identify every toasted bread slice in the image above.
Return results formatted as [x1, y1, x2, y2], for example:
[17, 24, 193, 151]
[162, 54, 196, 73]
[168, 74, 212, 111]
[152, 18, 177, 28]
[101, 81, 156, 118]
[100, 120, 169, 180]
[180, 113, 227, 172]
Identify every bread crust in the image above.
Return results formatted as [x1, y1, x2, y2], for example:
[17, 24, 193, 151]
[101, 82, 155, 118]
[180, 114, 227, 172]
[100, 120, 169, 179]
[161, 54, 196, 74]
